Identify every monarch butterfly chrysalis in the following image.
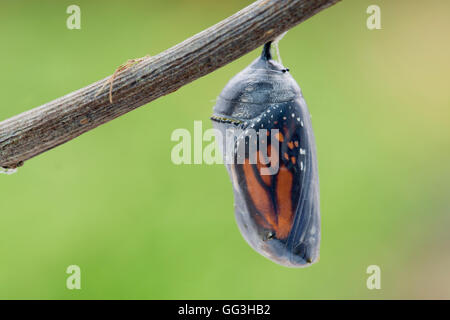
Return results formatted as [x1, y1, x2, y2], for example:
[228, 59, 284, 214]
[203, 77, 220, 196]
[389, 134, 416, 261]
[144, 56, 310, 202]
[211, 42, 320, 267]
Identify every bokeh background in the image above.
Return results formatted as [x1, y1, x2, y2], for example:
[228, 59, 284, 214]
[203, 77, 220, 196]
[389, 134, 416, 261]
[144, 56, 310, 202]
[0, 0, 449, 299]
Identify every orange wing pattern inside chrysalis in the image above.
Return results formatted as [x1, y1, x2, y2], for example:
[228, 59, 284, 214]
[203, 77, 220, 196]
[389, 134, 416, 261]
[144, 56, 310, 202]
[242, 159, 276, 229]
[242, 152, 295, 239]
[275, 164, 294, 239]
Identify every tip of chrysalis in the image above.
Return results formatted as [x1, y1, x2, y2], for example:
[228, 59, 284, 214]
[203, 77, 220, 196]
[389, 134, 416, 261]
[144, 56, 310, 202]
[261, 42, 272, 61]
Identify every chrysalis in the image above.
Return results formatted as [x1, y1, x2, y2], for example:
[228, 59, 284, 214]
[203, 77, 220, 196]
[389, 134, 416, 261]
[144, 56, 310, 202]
[211, 42, 320, 267]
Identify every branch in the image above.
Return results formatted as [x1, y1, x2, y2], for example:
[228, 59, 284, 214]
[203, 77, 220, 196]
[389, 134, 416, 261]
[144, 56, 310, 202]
[0, 0, 340, 169]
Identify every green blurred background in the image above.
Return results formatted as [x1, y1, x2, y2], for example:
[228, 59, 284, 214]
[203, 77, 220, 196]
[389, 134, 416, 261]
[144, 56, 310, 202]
[0, 0, 449, 299]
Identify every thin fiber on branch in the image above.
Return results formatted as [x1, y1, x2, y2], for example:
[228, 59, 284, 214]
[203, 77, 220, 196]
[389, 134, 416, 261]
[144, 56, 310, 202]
[0, 0, 340, 169]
